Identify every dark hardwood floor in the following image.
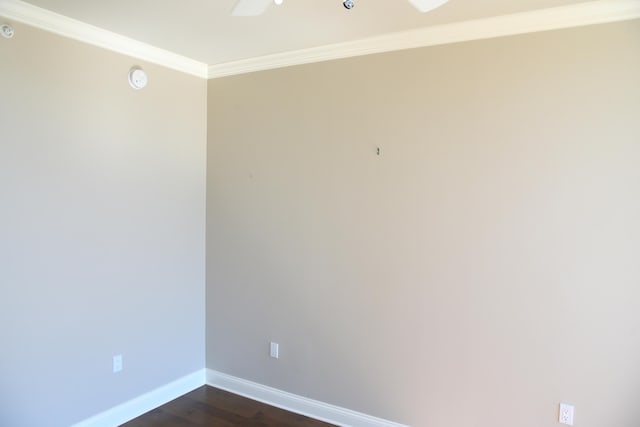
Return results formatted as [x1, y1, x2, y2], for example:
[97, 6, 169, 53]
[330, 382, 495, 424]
[120, 386, 336, 427]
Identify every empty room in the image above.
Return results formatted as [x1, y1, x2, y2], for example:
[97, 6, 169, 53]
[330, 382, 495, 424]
[1, 0, 639, 426]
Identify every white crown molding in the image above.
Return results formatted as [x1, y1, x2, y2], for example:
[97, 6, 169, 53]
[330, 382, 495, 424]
[208, 0, 640, 78]
[0, 0, 208, 78]
[207, 369, 409, 427]
[70, 369, 205, 427]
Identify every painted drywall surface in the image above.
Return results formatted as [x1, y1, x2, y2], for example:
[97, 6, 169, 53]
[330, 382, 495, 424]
[0, 22, 206, 427]
[206, 20, 640, 427]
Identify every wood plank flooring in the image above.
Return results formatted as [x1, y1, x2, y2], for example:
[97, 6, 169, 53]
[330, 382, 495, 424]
[120, 386, 336, 427]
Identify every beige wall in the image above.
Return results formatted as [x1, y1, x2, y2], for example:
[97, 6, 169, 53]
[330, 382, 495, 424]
[0, 22, 207, 427]
[206, 20, 640, 427]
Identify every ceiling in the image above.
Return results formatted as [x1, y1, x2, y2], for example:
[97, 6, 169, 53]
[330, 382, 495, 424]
[15, 0, 596, 65]
[2, 0, 639, 77]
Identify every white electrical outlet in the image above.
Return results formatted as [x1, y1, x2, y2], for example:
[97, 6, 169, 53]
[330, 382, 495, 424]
[113, 354, 123, 373]
[559, 403, 574, 425]
[270, 342, 279, 359]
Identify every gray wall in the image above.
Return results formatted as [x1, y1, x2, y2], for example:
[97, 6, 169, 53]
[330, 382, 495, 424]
[206, 20, 640, 427]
[0, 22, 207, 427]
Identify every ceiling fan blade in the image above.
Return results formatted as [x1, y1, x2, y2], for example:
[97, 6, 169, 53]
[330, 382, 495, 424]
[407, 0, 449, 13]
[232, 0, 273, 16]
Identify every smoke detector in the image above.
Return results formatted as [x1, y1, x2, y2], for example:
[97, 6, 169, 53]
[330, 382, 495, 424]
[128, 67, 148, 90]
[1, 24, 15, 39]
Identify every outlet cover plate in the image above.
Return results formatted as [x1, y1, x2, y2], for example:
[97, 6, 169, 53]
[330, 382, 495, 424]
[559, 403, 574, 425]
[113, 354, 123, 373]
[270, 342, 279, 359]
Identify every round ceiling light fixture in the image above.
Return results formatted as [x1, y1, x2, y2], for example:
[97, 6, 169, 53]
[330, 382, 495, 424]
[273, 0, 283, 5]
[1, 23, 15, 39]
[128, 67, 148, 90]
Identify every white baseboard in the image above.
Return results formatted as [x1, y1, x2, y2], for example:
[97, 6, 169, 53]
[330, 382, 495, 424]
[70, 368, 408, 427]
[206, 369, 409, 427]
[71, 369, 206, 427]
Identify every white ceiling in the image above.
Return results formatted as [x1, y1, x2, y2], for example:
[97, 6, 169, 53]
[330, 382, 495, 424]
[18, 0, 596, 65]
